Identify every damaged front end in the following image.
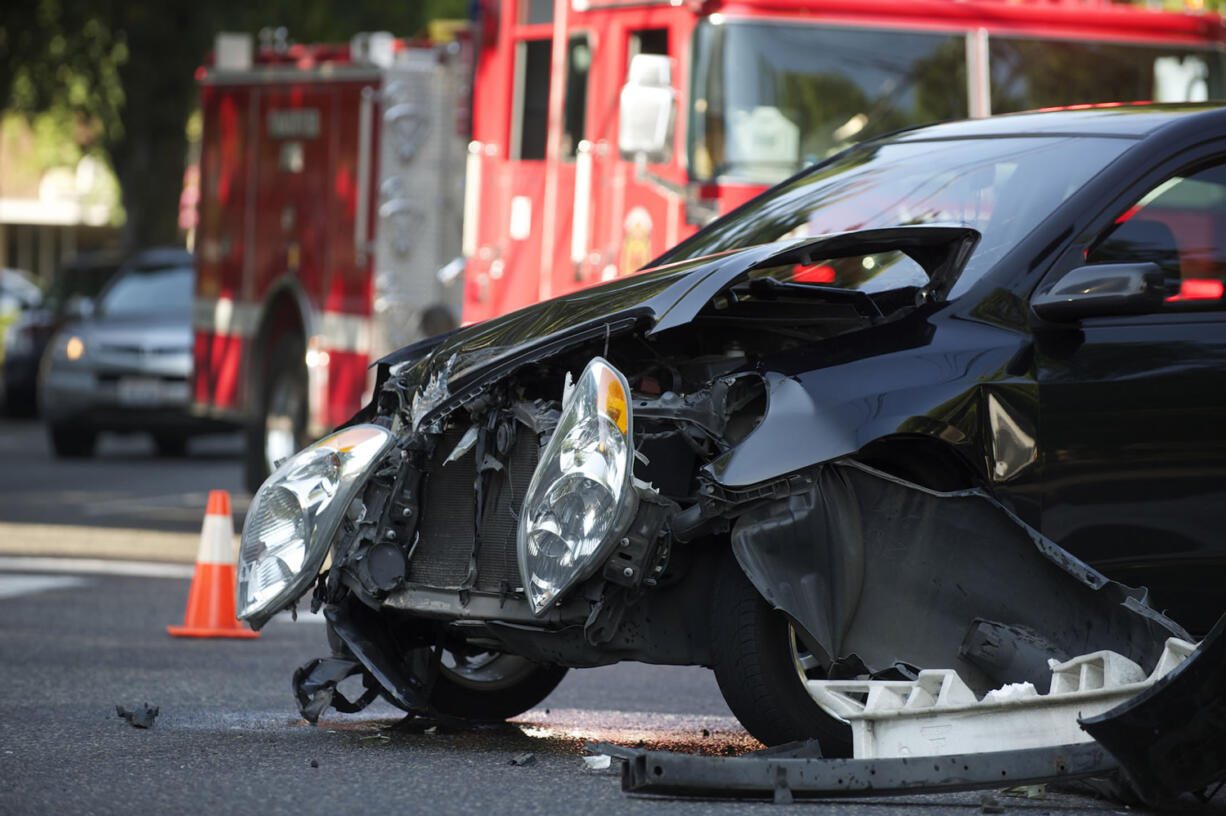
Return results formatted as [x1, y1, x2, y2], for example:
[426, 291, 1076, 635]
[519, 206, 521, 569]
[233, 226, 1197, 764]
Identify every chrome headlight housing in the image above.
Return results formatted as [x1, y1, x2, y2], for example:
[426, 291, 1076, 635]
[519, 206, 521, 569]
[237, 423, 394, 628]
[518, 357, 638, 615]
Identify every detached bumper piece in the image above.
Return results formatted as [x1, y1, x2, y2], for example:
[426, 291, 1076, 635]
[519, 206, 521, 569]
[612, 614, 1226, 805]
[618, 743, 1116, 803]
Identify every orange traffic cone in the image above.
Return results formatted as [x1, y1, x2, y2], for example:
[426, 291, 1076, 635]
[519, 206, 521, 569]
[168, 490, 260, 639]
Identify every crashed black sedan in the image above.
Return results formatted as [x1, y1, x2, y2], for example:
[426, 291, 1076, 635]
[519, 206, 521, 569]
[235, 104, 1226, 754]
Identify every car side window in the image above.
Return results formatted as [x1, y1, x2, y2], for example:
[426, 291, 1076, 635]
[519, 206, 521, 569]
[1088, 161, 1226, 309]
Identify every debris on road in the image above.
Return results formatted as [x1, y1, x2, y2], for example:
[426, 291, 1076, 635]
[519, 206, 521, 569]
[597, 612, 1226, 805]
[582, 754, 611, 771]
[115, 703, 159, 729]
[509, 752, 536, 767]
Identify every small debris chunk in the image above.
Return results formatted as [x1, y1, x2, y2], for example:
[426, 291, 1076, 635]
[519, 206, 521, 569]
[583, 754, 612, 771]
[702, 729, 710, 738]
[115, 703, 158, 729]
[310, 759, 319, 769]
[979, 793, 1005, 813]
[509, 752, 536, 767]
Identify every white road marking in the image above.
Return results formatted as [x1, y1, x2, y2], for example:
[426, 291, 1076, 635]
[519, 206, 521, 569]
[0, 574, 87, 599]
[0, 555, 324, 623]
[0, 556, 194, 579]
[270, 608, 327, 625]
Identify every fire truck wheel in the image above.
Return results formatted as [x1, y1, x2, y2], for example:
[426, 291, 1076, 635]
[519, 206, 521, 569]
[152, 432, 189, 458]
[246, 336, 307, 493]
[49, 423, 97, 458]
[712, 556, 853, 755]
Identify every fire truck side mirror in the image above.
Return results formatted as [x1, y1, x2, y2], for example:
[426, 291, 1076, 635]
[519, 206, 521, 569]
[618, 54, 676, 165]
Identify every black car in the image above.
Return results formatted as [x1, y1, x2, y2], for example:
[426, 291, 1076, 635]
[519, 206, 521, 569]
[234, 104, 1225, 753]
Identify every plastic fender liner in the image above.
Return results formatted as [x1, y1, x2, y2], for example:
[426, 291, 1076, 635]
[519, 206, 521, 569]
[728, 460, 1188, 695]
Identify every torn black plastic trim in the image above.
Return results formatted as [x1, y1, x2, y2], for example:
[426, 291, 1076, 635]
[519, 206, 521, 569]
[323, 600, 434, 712]
[729, 460, 1188, 696]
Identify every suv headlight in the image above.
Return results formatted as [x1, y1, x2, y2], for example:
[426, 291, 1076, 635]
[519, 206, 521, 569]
[237, 424, 394, 629]
[518, 357, 637, 615]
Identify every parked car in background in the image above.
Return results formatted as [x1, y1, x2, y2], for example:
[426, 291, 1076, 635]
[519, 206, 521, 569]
[1, 251, 123, 416]
[0, 268, 41, 317]
[39, 248, 234, 457]
[236, 104, 1225, 756]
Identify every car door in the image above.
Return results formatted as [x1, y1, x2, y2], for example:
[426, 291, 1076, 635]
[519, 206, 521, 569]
[1031, 155, 1226, 636]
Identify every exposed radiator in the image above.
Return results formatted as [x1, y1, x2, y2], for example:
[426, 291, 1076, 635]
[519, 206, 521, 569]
[408, 426, 539, 592]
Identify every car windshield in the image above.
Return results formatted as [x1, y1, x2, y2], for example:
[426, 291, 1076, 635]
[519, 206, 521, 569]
[97, 264, 194, 317]
[659, 133, 1134, 297]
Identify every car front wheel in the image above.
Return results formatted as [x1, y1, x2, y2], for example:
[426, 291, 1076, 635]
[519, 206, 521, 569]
[430, 647, 569, 721]
[712, 557, 853, 755]
[49, 423, 97, 458]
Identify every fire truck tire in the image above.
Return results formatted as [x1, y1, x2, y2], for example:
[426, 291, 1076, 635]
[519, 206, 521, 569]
[153, 432, 189, 458]
[49, 423, 97, 458]
[712, 556, 853, 755]
[246, 336, 308, 493]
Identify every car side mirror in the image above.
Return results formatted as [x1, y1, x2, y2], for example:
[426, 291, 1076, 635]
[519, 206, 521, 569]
[618, 54, 675, 164]
[1031, 262, 1166, 322]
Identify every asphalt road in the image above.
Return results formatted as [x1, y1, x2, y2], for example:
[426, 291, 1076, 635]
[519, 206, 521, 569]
[0, 415, 1221, 814]
[0, 562, 1164, 816]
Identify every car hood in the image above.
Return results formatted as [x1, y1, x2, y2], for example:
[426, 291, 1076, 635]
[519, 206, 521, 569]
[73, 312, 192, 350]
[382, 226, 979, 398]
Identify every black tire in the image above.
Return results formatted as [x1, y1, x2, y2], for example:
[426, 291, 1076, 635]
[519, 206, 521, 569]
[712, 557, 853, 755]
[49, 423, 97, 458]
[152, 432, 189, 457]
[245, 335, 308, 493]
[429, 648, 568, 721]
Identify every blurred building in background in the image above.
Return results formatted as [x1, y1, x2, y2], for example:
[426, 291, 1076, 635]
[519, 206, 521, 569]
[0, 116, 122, 284]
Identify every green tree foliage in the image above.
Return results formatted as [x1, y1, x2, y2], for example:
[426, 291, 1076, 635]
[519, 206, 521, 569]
[0, 0, 467, 249]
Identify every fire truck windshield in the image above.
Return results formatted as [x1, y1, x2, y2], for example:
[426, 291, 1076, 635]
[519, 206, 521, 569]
[659, 133, 1132, 298]
[688, 18, 1224, 185]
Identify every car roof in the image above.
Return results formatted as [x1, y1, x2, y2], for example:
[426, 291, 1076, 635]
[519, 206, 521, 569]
[122, 247, 193, 271]
[893, 103, 1226, 142]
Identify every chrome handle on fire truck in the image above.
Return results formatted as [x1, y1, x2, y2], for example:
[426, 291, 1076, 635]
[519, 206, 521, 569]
[355, 86, 376, 265]
[461, 140, 483, 258]
[571, 140, 593, 266]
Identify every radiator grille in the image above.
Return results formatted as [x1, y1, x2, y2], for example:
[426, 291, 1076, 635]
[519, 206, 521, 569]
[408, 426, 539, 591]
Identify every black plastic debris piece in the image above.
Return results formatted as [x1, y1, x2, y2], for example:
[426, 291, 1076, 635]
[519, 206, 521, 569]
[979, 793, 1005, 814]
[1080, 612, 1226, 807]
[292, 657, 379, 725]
[618, 742, 1116, 800]
[115, 703, 159, 729]
[509, 752, 536, 767]
[310, 759, 319, 769]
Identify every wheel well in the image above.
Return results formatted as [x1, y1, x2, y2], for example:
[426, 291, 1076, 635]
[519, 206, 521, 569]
[853, 435, 979, 492]
[250, 293, 305, 406]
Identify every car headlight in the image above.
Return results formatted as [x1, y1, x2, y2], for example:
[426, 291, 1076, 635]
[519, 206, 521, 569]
[518, 357, 638, 615]
[237, 423, 394, 629]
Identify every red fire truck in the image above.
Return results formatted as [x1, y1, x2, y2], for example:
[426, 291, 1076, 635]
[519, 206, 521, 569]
[191, 2, 1224, 491]
[461, 0, 1224, 323]
[190, 32, 467, 489]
